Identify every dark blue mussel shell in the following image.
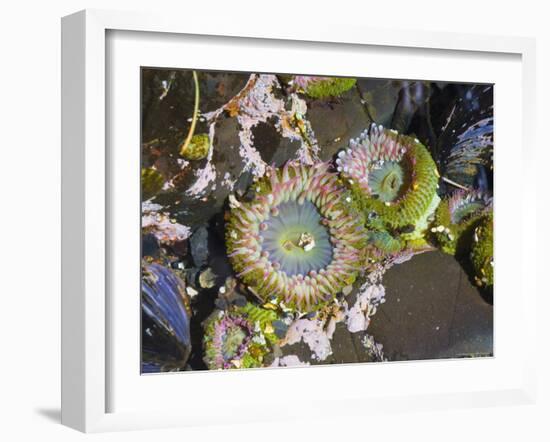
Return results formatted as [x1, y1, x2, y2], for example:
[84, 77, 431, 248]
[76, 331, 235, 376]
[141, 262, 192, 373]
[432, 84, 494, 192]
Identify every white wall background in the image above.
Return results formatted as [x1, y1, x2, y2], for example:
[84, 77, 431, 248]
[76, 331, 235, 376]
[0, 1, 547, 440]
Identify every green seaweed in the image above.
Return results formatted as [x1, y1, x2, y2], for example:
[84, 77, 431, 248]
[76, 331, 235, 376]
[303, 77, 357, 99]
[141, 167, 164, 200]
[180, 133, 210, 161]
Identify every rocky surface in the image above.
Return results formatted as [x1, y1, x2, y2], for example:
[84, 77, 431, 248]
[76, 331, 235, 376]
[368, 250, 493, 360]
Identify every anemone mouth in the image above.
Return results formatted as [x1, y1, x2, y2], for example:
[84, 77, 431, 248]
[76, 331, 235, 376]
[260, 200, 333, 275]
[367, 159, 411, 202]
[336, 124, 439, 229]
[226, 162, 366, 312]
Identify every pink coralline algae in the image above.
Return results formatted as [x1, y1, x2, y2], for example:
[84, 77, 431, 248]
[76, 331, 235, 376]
[142, 202, 191, 244]
[270, 355, 311, 367]
[345, 283, 386, 333]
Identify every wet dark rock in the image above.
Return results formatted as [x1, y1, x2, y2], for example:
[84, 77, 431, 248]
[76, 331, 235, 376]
[327, 323, 361, 364]
[391, 81, 432, 134]
[272, 320, 289, 339]
[141, 72, 251, 232]
[209, 254, 234, 285]
[213, 292, 247, 311]
[184, 267, 201, 289]
[306, 86, 371, 160]
[250, 118, 302, 167]
[141, 70, 248, 144]
[356, 79, 402, 127]
[165, 239, 188, 257]
[368, 250, 493, 360]
[200, 72, 250, 112]
[142, 233, 160, 258]
[189, 226, 209, 267]
[235, 171, 254, 197]
[151, 115, 244, 230]
[270, 138, 302, 167]
[207, 220, 234, 283]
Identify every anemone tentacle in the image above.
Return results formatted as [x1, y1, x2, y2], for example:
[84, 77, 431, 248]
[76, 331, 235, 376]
[226, 161, 367, 312]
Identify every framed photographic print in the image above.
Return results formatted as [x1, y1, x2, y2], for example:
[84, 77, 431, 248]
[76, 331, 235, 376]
[61, 9, 537, 432]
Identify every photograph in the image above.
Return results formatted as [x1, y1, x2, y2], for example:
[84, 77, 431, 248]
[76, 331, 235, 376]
[0, 0, 545, 439]
[140, 70, 494, 372]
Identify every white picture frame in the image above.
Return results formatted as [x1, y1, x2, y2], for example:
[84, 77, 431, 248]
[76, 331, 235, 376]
[61, 9, 537, 433]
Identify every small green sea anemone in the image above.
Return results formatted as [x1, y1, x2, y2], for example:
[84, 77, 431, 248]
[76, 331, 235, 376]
[202, 303, 280, 370]
[226, 161, 366, 312]
[336, 125, 440, 253]
[430, 189, 493, 255]
[293, 76, 357, 99]
[179, 133, 210, 161]
[470, 213, 493, 288]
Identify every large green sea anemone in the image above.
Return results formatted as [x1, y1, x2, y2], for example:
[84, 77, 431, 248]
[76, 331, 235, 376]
[225, 162, 366, 312]
[336, 125, 440, 252]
